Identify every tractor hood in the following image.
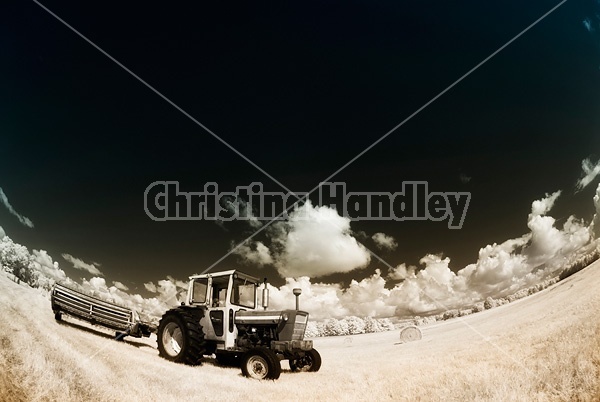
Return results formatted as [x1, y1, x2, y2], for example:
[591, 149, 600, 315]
[235, 310, 309, 341]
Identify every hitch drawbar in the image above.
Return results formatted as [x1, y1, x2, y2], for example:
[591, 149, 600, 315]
[51, 283, 154, 339]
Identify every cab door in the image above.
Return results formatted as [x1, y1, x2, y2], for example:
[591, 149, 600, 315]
[202, 275, 231, 348]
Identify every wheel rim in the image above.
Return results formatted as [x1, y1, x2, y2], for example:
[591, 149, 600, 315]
[162, 321, 183, 357]
[246, 355, 269, 379]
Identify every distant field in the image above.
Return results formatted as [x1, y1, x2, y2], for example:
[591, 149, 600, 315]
[1, 261, 600, 401]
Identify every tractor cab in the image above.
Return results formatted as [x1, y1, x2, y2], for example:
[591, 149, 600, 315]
[188, 270, 261, 309]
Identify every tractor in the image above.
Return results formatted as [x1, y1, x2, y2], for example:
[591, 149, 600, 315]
[156, 270, 321, 379]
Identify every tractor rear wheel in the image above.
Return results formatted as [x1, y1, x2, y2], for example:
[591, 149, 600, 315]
[157, 307, 205, 365]
[241, 348, 281, 380]
[289, 348, 321, 372]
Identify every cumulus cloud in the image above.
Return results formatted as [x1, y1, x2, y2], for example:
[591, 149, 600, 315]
[525, 191, 590, 267]
[389, 255, 472, 316]
[268, 265, 462, 320]
[0, 226, 4, 238]
[268, 201, 371, 278]
[338, 269, 396, 317]
[0, 187, 34, 228]
[155, 277, 187, 306]
[530, 191, 561, 217]
[142, 276, 188, 306]
[576, 157, 600, 191]
[61, 253, 103, 276]
[144, 281, 157, 293]
[372, 232, 398, 251]
[591, 183, 600, 238]
[461, 240, 530, 298]
[232, 201, 370, 278]
[30, 249, 67, 284]
[78, 275, 188, 321]
[269, 190, 595, 319]
[113, 281, 129, 291]
[166, 275, 188, 289]
[232, 240, 273, 266]
[388, 263, 416, 280]
[269, 277, 348, 320]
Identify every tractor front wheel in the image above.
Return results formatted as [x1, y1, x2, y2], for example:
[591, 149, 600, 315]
[241, 348, 281, 380]
[289, 348, 321, 372]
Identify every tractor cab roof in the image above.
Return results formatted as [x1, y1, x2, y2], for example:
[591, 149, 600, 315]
[189, 270, 261, 284]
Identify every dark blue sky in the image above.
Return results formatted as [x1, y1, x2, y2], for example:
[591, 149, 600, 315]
[2, 0, 600, 291]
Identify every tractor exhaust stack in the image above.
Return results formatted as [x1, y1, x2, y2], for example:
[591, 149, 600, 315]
[262, 278, 269, 310]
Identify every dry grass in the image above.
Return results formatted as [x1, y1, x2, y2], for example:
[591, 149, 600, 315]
[1, 261, 600, 401]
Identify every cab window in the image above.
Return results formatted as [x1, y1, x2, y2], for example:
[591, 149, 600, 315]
[191, 278, 208, 304]
[211, 276, 229, 307]
[231, 278, 256, 308]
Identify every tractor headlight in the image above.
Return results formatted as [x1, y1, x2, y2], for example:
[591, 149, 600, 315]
[282, 313, 289, 321]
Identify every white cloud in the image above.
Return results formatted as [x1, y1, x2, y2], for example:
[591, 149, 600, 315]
[525, 192, 590, 267]
[530, 191, 561, 217]
[576, 157, 600, 191]
[389, 255, 471, 316]
[0, 187, 34, 228]
[166, 275, 188, 289]
[113, 281, 129, 291]
[30, 249, 67, 284]
[268, 277, 348, 320]
[561, 216, 591, 255]
[372, 232, 398, 251]
[232, 201, 370, 277]
[142, 276, 187, 303]
[591, 183, 600, 238]
[144, 281, 157, 293]
[61, 253, 103, 276]
[78, 275, 186, 321]
[156, 278, 186, 306]
[281, 191, 593, 319]
[232, 241, 273, 266]
[339, 269, 396, 317]
[268, 201, 371, 278]
[268, 264, 466, 320]
[388, 263, 416, 280]
[461, 241, 530, 298]
[0, 226, 4, 238]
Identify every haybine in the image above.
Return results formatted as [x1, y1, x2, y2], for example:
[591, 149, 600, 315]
[51, 283, 153, 339]
[51, 269, 321, 380]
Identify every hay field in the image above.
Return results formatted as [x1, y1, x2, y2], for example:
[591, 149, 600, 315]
[1, 261, 600, 401]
